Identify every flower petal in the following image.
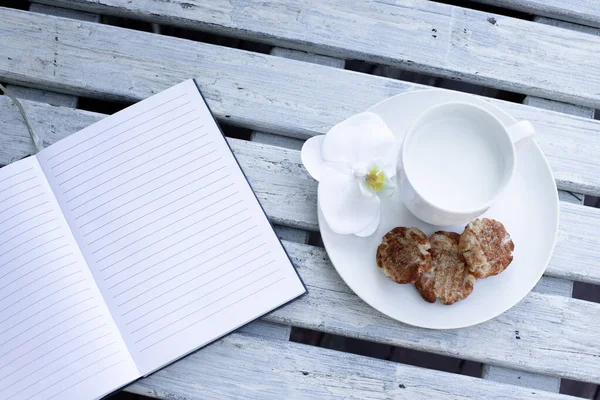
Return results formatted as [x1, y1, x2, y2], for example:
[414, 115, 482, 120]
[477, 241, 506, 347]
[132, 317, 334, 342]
[354, 210, 380, 237]
[318, 166, 380, 235]
[300, 135, 326, 181]
[322, 112, 397, 166]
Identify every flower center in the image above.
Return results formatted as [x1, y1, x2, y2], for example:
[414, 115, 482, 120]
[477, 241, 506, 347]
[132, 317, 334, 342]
[364, 167, 386, 192]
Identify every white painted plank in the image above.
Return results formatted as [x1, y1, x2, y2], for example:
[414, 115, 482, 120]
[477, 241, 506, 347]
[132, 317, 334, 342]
[277, 241, 600, 384]
[250, 47, 344, 149]
[1, 97, 600, 286]
[524, 97, 594, 120]
[249, 131, 304, 150]
[3, 99, 600, 381]
[30, 2, 100, 22]
[558, 190, 584, 205]
[482, 365, 561, 393]
[485, 276, 573, 392]
[270, 47, 345, 69]
[533, 276, 573, 298]
[125, 332, 573, 400]
[272, 225, 310, 244]
[3, 85, 78, 108]
[30, 0, 600, 108]
[2, 9, 600, 196]
[468, 0, 600, 29]
[492, 43, 588, 391]
[237, 321, 291, 341]
[534, 17, 600, 36]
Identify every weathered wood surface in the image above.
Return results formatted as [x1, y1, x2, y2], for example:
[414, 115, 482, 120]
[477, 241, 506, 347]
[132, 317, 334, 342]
[1, 96, 600, 286]
[30, 2, 99, 22]
[484, 276, 574, 392]
[2, 98, 600, 382]
[125, 332, 575, 400]
[2, 9, 600, 196]
[249, 47, 344, 150]
[468, 0, 600, 29]
[4, 85, 78, 108]
[237, 320, 291, 341]
[30, 0, 600, 108]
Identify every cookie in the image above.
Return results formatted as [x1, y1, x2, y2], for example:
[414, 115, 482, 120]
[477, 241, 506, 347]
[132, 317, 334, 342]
[459, 218, 514, 279]
[376, 227, 431, 284]
[416, 231, 476, 305]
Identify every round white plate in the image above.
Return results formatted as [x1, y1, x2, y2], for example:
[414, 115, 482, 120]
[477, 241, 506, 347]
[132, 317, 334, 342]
[318, 89, 559, 329]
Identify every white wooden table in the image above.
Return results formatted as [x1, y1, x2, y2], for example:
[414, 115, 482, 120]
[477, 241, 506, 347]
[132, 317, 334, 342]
[1, 1, 600, 398]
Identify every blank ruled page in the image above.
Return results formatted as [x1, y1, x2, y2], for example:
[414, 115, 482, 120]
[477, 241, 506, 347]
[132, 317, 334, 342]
[37, 80, 305, 374]
[0, 158, 138, 400]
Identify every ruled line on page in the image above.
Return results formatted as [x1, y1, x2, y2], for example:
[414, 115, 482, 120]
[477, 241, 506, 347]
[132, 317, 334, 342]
[0, 323, 107, 374]
[95, 198, 243, 262]
[101, 216, 253, 278]
[63, 133, 211, 195]
[0, 194, 45, 217]
[0, 276, 84, 318]
[0, 218, 57, 249]
[0, 318, 104, 369]
[0, 168, 33, 185]
[0, 253, 73, 292]
[46, 93, 188, 162]
[69, 149, 220, 212]
[93, 194, 241, 257]
[0, 209, 53, 238]
[121, 246, 269, 317]
[127, 259, 275, 329]
[0, 331, 112, 383]
[59, 124, 206, 190]
[0, 235, 65, 270]
[0, 289, 90, 338]
[138, 276, 285, 352]
[20, 351, 122, 400]
[0, 262, 77, 304]
[46, 360, 127, 400]
[135, 268, 280, 341]
[0, 244, 70, 281]
[115, 240, 267, 304]
[2, 340, 117, 392]
[0, 227, 61, 259]
[0, 304, 97, 354]
[0, 181, 39, 204]
[86, 182, 234, 245]
[54, 114, 201, 179]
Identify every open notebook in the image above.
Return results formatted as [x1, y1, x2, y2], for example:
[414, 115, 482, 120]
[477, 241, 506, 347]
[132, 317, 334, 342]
[0, 80, 306, 400]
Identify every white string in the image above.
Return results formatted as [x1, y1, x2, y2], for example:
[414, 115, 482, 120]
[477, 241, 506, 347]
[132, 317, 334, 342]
[0, 83, 45, 152]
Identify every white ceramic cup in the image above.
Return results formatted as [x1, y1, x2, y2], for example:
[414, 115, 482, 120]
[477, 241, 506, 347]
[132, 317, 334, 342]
[398, 101, 534, 226]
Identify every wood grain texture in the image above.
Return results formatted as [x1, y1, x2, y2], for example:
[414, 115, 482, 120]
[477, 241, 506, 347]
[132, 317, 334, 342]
[484, 276, 573, 392]
[249, 47, 344, 149]
[1, 96, 600, 286]
[1, 9, 600, 195]
[125, 332, 575, 400]
[237, 321, 291, 341]
[5, 84, 78, 108]
[30, 0, 600, 108]
[468, 0, 600, 29]
[278, 241, 600, 384]
[2, 98, 600, 381]
[482, 365, 561, 393]
[30, 2, 100, 22]
[272, 225, 310, 244]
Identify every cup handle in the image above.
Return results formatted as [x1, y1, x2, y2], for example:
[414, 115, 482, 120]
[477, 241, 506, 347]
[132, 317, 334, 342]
[507, 121, 535, 151]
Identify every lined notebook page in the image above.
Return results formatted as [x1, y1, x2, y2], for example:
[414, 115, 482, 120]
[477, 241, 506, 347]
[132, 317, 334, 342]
[0, 157, 137, 400]
[37, 80, 305, 374]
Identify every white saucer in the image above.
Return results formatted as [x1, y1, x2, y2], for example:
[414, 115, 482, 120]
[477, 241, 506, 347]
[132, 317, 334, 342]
[318, 89, 559, 329]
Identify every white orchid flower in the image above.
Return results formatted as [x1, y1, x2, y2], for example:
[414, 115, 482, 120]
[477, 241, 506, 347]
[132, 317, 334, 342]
[301, 112, 400, 237]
